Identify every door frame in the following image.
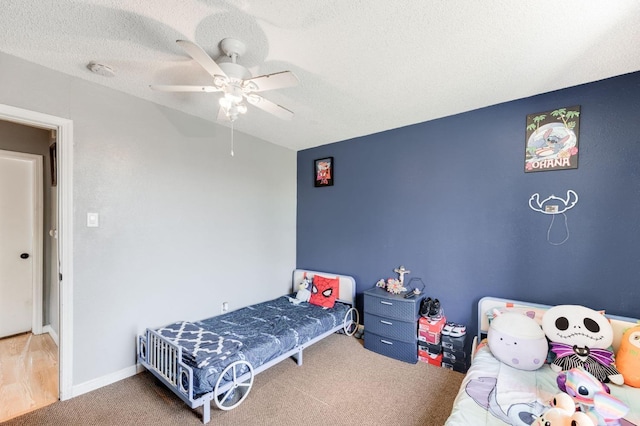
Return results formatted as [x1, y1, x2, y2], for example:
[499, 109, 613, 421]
[0, 104, 74, 401]
[0, 149, 44, 336]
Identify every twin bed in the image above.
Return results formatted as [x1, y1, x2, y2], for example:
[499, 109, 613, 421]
[445, 296, 640, 426]
[139, 275, 639, 425]
[137, 269, 358, 424]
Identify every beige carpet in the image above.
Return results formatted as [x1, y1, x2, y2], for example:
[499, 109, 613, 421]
[4, 334, 464, 426]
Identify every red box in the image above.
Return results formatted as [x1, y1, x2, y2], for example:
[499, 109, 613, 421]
[418, 316, 446, 333]
[418, 352, 442, 367]
[418, 329, 440, 344]
[417, 348, 430, 359]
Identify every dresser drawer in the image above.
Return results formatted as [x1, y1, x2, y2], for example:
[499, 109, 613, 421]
[363, 288, 421, 321]
[364, 313, 417, 343]
[364, 331, 417, 364]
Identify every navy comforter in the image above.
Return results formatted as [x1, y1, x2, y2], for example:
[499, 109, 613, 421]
[183, 296, 350, 396]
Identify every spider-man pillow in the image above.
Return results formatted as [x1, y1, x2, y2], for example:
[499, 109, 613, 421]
[309, 275, 339, 308]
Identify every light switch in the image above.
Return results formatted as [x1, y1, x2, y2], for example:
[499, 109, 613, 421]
[87, 212, 99, 227]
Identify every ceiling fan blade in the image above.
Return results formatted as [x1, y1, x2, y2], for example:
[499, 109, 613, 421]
[243, 71, 299, 92]
[176, 39, 228, 80]
[246, 94, 294, 120]
[149, 84, 221, 93]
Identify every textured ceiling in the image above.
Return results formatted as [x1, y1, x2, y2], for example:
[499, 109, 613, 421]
[1, 1, 640, 151]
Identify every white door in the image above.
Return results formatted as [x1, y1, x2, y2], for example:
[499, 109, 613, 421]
[0, 150, 41, 338]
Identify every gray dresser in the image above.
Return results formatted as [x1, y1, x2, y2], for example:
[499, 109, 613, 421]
[363, 287, 424, 363]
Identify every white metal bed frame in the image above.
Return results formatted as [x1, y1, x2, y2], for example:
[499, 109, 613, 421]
[137, 269, 359, 424]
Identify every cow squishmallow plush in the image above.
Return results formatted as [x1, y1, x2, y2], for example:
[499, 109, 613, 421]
[488, 311, 548, 370]
[542, 305, 623, 385]
[616, 324, 640, 387]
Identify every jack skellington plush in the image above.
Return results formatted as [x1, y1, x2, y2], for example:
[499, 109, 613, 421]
[541, 305, 624, 385]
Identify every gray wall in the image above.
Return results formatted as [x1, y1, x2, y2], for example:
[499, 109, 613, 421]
[0, 52, 297, 386]
[0, 121, 58, 332]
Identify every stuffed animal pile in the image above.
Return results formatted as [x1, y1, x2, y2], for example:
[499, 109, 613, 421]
[532, 392, 593, 426]
[486, 303, 636, 426]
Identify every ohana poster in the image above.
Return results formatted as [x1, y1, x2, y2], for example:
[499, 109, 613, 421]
[525, 106, 580, 173]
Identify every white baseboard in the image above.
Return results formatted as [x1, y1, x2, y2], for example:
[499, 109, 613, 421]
[71, 364, 143, 398]
[42, 325, 59, 346]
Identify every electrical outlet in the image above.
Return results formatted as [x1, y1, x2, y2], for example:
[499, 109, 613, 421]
[222, 302, 229, 313]
[545, 205, 559, 213]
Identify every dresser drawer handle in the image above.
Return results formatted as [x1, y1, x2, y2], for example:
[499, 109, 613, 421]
[380, 339, 393, 345]
[380, 301, 393, 306]
[380, 320, 393, 325]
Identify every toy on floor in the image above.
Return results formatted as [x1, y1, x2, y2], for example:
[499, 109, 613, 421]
[557, 368, 629, 425]
[616, 324, 640, 388]
[542, 305, 624, 384]
[487, 310, 548, 370]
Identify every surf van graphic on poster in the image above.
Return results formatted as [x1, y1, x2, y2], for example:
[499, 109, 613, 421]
[525, 106, 580, 173]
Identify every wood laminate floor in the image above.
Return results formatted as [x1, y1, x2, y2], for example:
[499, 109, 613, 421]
[0, 332, 58, 422]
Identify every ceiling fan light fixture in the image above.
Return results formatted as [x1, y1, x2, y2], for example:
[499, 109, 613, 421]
[213, 75, 228, 88]
[219, 96, 232, 109]
[243, 81, 258, 92]
[151, 39, 298, 124]
[222, 85, 243, 103]
[246, 93, 261, 105]
[219, 98, 248, 122]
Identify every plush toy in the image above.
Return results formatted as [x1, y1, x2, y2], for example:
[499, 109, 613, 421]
[532, 392, 594, 426]
[557, 368, 629, 425]
[295, 277, 311, 303]
[532, 403, 594, 426]
[616, 324, 640, 388]
[542, 305, 623, 385]
[487, 310, 548, 370]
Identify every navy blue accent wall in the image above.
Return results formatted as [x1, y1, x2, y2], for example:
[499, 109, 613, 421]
[297, 71, 640, 336]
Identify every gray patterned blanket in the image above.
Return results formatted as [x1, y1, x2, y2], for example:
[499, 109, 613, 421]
[156, 321, 243, 368]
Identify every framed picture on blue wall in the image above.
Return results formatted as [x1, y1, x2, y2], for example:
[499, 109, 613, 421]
[525, 106, 580, 173]
[314, 157, 334, 187]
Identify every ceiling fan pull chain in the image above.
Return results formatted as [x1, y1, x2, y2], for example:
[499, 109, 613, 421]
[230, 121, 235, 157]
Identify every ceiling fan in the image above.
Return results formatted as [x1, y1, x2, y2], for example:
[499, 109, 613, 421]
[150, 38, 299, 122]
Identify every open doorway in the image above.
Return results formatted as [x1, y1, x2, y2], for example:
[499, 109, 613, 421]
[0, 130, 52, 421]
[0, 104, 74, 408]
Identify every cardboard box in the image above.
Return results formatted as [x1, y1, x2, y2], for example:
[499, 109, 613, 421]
[418, 342, 442, 355]
[418, 316, 446, 333]
[417, 347, 430, 359]
[441, 334, 466, 351]
[442, 348, 467, 364]
[442, 359, 468, 373]
[417, 329, 440, 344]
[418, 352, 442, 367]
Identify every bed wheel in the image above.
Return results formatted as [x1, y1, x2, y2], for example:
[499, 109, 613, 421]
[139, 339, 146, 360]
[343, 307, 360, 336]
[214, 360, 254, 411]
[179, 370, 190, 394]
